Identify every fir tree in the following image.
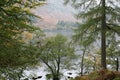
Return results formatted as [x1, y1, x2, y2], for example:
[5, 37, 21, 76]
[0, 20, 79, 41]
[64, 0, 120, 69]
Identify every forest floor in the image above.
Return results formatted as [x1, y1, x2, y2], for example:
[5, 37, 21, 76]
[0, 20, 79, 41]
[73, 69, 120, 80]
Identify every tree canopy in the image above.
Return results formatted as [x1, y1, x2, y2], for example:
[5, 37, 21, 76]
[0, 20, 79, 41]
[0, 0, 45, 68]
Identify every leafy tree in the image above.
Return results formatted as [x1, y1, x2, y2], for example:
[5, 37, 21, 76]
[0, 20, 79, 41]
[38, 34, 76, 80]
[64, 0, 120, 69]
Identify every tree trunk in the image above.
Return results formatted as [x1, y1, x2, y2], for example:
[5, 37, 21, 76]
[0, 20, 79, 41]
[101, 0, 107, 69]
[53, 76, 60, 80]
[81, 47, 86, 75]
[93, 56, 96, 71]
[116, 58, 119, 71]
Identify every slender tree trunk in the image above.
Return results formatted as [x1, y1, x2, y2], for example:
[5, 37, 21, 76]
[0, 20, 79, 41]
[52, 57, 60, 80]
[93, 56, 96, 71]
[101, 0, 107, 69]
[56, 57, 60, 79]
[81, 47, 86, 75]
[116, 58, 119, 71]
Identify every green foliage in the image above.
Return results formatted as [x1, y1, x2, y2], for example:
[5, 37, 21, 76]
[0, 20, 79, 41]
[71, 1, 101, 46]
[106, 32, 120, 70]
[38, 34, 76, 80]
[0, 67, 25, 80]
[0, 0, 45, 67]
[0, 0, 45, 79]
[46, 74, 52, 80]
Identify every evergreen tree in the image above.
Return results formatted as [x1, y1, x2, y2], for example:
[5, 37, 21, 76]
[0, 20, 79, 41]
[64, 0, 120, 69]
[0, 0, 45, 79]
